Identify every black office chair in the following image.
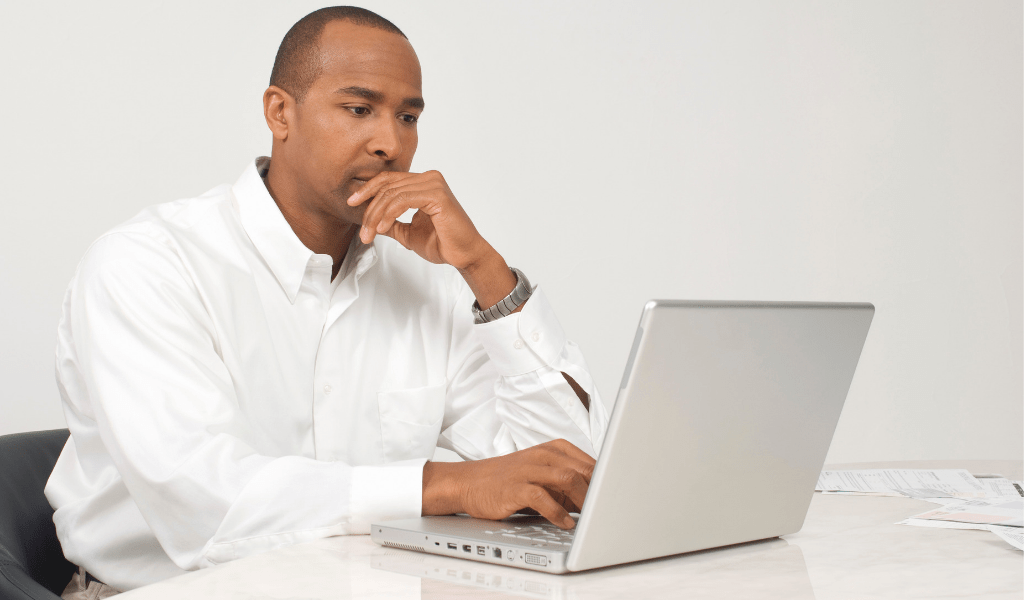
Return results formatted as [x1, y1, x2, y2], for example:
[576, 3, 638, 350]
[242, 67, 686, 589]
[0, 429, 76, 600]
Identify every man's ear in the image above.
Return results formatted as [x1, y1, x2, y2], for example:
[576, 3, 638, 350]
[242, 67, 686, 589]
[263, 85, 292, 141]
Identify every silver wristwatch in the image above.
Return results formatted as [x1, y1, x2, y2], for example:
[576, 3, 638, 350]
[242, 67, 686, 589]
[471, 267, 534, 324]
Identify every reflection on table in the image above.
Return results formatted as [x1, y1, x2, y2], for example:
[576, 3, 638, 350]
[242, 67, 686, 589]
[118, 460, 1023, 600]
[373, 537, 814, 600]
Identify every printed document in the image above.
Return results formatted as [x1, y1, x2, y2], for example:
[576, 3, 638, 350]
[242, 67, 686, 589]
[989, 525, 1024, 551]
[816, 469, 987, 498]
[907, 498, 1023, 528]
[978, 478, 1024, 499]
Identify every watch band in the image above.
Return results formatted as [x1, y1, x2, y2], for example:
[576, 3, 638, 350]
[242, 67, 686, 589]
[471, 267, 534, 324]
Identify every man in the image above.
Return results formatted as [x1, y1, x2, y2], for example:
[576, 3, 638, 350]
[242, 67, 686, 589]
[45, 6, 608, 595]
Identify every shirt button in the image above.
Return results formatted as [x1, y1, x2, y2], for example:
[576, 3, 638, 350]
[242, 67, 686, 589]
[323, 384, 332, 394]
[513, 339, 524, 350]
[531, 332, 541, 342]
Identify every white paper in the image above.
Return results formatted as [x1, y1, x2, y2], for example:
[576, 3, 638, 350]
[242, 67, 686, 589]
[989, 525, 1024, 551]
[978, 478, 1024, 499]
[911, 497, 964, 506]
[816, 469, 987, 498]
[896, 517, 993, 532]
[908, 498, 1023, 528]
[821, 490, 903, 498]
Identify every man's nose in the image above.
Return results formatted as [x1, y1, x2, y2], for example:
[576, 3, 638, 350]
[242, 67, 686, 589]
[368, 118, 403, 161]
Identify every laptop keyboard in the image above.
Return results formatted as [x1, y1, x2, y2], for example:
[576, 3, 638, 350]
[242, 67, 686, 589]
[483, 523, 576, 546]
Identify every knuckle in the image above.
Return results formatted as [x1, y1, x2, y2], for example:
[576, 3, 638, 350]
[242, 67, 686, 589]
[524, 486, 547, 504]
[557, 469, 577, 487]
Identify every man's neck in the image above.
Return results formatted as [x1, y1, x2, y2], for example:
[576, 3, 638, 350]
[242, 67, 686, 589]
[262, 160, 359, 280]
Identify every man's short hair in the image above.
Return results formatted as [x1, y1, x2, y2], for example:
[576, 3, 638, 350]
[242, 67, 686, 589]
[270, 6, 407, 103]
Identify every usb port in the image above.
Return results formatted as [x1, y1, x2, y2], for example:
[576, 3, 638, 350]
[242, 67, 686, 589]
[477, 546, 485, 555]
[463, 544, 472, 553]
[447, 543, 457, 550]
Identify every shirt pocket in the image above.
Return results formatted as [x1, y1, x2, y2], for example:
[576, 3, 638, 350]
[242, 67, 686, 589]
[377, 383, 446, 462]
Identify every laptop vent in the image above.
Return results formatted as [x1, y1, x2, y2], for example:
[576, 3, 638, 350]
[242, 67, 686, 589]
[381, 541, 425, 552]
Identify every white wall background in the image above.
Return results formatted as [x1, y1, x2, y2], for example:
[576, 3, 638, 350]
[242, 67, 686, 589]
[0, 1, 1019, 463]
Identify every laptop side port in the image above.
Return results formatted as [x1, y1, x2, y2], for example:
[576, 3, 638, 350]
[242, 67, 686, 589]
[476, 546, 485, 555]
[493, 548, 502, 558]
[447, 543, 457, 550]
[525, 553, 548, 566]
[463, 544, 472, 553]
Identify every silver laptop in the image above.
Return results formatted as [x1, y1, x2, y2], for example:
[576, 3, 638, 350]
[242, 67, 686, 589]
[372, 299, 874, 573]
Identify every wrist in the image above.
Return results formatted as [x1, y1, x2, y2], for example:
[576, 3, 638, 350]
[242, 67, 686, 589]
[422, 461, 466, 516]
[458, 249, 518, 311]
[456, 244, 503, 281]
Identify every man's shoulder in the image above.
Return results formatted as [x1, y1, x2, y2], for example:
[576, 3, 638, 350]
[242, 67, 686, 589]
[77, 184, 237, 282]
[107, 183, 234, 241]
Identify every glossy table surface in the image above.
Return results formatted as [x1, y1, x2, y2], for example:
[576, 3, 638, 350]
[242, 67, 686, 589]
[120, 460, 1023, 600]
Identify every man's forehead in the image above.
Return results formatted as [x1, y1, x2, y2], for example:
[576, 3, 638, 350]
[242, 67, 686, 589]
[316, 20, 422, 92]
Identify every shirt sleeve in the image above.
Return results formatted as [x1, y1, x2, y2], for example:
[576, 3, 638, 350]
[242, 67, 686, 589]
[438, 270, 610, 461]
[63, 231, 424, 570]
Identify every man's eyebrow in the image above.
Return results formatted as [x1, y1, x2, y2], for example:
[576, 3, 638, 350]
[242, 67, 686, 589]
[334, 86, 424, 110]
[401, 96, 425, 110]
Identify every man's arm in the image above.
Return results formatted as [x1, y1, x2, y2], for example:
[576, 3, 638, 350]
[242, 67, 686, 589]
[349, 170, 607, 528]
[57, 232, 427, 569]
[349, 169, 594, 411]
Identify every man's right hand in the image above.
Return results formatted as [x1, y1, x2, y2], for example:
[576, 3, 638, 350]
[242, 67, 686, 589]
[422, 439, 596, 529]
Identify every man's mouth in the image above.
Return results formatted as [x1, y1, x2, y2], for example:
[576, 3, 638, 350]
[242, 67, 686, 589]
[352, 173, 382, 184]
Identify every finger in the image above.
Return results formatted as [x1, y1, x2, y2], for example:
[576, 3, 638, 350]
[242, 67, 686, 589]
[360, 184, 439, 244]
[546, 439, 597, 472]
[517, 485, 575, 530]
[347, 171, 414, 208]
[361, 179, 433, 223]
[346, 171, 417, 207]
[371, 184, 441, 234]
[532, 446, 595, 484]
[527, 466, 590, 512]
[383, 213, 446, 265]
[381, 220, 414, 250]
[548, 489, 582, 514]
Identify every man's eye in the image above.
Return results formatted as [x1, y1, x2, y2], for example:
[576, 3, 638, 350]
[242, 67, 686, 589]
[347, 106, 369, 116]
[400, 114, 418, 124]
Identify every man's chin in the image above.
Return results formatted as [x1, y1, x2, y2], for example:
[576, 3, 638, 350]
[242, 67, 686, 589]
[326, 187, 368, 226]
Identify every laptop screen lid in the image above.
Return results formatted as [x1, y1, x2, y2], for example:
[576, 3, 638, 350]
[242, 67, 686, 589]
[566, 300, 873, 571]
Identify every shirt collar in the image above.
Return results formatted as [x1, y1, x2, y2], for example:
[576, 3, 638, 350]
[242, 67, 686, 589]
[337, 228, 379, 283]
[233, 157, 377, 303]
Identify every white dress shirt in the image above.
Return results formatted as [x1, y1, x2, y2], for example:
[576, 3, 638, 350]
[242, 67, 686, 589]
[44, 158, 608, 591]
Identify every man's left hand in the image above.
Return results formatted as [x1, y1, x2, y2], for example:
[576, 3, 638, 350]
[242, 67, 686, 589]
[347, 170, 491, 271]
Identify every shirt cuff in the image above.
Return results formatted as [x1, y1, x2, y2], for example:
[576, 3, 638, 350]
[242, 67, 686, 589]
[473, 286, 567, 377]
[350, 458, 427, 531]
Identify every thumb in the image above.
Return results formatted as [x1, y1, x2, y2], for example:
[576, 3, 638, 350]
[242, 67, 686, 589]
[382, 221, 412, 249]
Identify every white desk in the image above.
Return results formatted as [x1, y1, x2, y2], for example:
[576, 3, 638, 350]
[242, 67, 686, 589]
[120, 460, 1023, 600]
